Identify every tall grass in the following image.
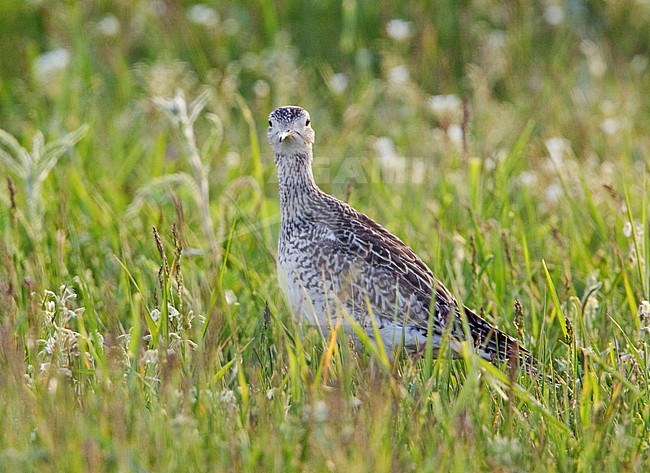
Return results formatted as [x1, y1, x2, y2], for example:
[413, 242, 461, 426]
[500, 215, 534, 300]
[1, 1, 649, 471]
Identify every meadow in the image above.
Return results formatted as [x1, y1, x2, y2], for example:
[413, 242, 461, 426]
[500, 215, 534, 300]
[0, 1, 649, 471]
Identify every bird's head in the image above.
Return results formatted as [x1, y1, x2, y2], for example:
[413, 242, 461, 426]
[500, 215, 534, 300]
[267, 106, 315, 155]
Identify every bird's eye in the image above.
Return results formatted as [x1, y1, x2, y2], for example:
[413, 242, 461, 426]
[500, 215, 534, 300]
[268, 120, 272, 127]
[305, 118, 311, 126]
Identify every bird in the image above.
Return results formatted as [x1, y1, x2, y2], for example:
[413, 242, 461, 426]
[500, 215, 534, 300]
[267, 105, 538, 370]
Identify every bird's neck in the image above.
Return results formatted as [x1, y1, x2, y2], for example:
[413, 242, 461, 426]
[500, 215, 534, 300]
[275, 150, 321, 219]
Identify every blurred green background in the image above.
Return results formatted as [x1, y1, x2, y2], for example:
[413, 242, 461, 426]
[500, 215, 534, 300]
[2, 0, 649, 136]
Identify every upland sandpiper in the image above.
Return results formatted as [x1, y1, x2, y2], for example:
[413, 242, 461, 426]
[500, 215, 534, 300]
[268, 105, 537, 369]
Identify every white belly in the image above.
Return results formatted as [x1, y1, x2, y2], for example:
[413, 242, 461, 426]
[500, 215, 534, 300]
[277, 258, 429, 352]
[277, 256, 351, 332]
[277, 258, 320, 324]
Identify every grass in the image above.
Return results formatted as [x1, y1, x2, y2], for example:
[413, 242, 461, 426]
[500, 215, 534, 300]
[1, 1, 649, 471]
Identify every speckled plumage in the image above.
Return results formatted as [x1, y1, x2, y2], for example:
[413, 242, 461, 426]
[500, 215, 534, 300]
[268, 106, 536, 367]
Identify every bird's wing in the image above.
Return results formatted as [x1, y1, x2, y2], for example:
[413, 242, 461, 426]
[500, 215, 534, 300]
[321, 199, 458, 328]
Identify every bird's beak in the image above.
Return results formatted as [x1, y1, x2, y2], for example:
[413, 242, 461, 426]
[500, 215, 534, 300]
[279, 130, 293, 142]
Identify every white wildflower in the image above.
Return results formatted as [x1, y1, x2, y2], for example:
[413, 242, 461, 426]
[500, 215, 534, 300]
[224, 289, 238, 306]
[428, 94, 461, 116]
[428, 94, 462, 127]
[386, 19, 413, 41]
[253, 79, 270, 97]
[487, 30, 506, 50]
[600, 118, 621, 136]
[543, 5, 565, 26]
[374, 136, 396, 159]
[187, 4, 219, 27]
[623, 222, 633, 238]
[224, 151, 240, 168]
[623, 221, 644, 239]
[517, 171, 538, 187]
[387, 65, 409, 85]
[544, 183, 563, 204]
[97, 14, 120, 37]
[142, 349, 158, 365]
[447, 124, 463, 147]
[64, 307, 82, 320]
[186, 309, 197, 328]
[328, 73, 349, 94]
[150, 308, 161, 323]
[219, 389, 237, 411]
[153, 90, 188, 127]
[172, 414, 196, 429]
[312, 400, 329, 422]
[41, 336, 56, 355]
[374, 137, 406, 184]
[63, 285, 76, 301]
[44, 301, 56, 318]
[545, 137, 571, 166]
[168, 304, 180, 320]
[33, 48, 70, 83]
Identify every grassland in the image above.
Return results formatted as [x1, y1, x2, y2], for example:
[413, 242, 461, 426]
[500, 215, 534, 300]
[0, 1, 649, 471]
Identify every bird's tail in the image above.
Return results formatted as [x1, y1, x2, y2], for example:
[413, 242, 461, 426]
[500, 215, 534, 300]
[461, 306, 540, 373]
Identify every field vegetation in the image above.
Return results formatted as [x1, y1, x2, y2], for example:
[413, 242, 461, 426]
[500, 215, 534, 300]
[1, 1, 649, 471]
